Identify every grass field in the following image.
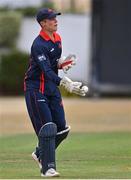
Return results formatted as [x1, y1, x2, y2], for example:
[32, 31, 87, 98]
[1, 132, 131, 179]
[1, 97, 131, 178]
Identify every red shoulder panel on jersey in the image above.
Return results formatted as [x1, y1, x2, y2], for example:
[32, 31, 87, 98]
[39, 30, 61, 43]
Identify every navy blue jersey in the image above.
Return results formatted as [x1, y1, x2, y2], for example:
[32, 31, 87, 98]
[24, 30, 62, 95]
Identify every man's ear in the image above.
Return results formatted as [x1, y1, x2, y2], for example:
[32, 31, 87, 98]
[40, 20, 46, 27]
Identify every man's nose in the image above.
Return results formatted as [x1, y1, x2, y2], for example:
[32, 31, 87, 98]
[54, 18, 57, 23]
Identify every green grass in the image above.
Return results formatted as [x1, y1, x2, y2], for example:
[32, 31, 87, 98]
[0, 132, 131, 179]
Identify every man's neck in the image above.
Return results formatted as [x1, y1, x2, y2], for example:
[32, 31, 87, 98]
[43, 29, 55, 41]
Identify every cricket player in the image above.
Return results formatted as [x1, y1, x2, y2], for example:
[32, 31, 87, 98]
[24, 8, 88, 177]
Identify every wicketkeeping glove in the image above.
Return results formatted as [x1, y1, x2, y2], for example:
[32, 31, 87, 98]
[58, 54, 77, 73]
[60, 76, 88, 96]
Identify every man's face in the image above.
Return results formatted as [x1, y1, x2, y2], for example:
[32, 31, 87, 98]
[41, 17, 58, 32]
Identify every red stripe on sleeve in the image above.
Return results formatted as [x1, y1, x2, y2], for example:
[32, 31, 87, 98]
[41, 73, 44, 93]
[39, 73, 45, 94]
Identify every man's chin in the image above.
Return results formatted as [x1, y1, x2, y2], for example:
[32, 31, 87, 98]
[54, 26, 57, 31]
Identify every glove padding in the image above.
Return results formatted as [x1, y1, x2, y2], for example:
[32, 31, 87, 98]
[58, 54, 76, 73]
[60, 76, 88, 96]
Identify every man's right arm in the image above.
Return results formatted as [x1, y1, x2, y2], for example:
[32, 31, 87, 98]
[31, 44, 61, 86]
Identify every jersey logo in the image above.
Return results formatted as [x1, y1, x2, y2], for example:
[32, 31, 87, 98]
[38, 54, 46, 61]
[37, 99, 45, 102]
[50, 48, 55, 52]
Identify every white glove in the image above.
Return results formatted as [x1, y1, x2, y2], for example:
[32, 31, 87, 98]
[60, 76, 88, 96]
[58, 54, 77, 73]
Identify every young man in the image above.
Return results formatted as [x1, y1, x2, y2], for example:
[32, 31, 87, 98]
[24, 8, 88, 177]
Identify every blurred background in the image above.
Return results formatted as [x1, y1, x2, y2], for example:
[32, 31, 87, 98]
[0, 1, 131, 179]
[0, 0, 131, 134]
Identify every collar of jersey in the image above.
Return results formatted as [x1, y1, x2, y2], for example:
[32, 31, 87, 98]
[39, 30, 61, 43]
